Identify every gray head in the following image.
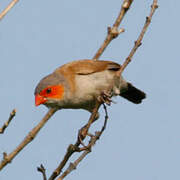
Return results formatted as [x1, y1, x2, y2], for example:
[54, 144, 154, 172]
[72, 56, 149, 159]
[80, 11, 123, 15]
[34, 72, 66, 95]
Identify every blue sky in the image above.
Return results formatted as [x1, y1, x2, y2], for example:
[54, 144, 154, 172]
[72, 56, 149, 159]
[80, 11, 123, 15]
[1, 0, 180, 180]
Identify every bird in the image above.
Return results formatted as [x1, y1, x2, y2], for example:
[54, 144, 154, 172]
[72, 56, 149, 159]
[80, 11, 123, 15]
[34, 59, 146, 117]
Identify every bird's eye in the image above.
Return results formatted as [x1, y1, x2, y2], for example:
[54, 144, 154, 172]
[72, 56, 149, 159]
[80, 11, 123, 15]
[46, 88, 51, 94]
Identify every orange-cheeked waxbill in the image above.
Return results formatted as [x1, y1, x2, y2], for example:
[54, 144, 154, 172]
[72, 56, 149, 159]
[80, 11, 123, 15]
[34, 60, 146, 116]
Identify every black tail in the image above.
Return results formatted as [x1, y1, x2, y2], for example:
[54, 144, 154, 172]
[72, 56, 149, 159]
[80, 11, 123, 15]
[120, 83, 146, 104]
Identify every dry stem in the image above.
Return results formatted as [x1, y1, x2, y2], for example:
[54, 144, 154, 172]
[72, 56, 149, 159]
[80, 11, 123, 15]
[48, 102, 101, 180]
[93, 0, 133, 60]
[37, 164, 47, 180]
[0, 109, 16, 134]
[57, 104, 108, 180]
[0, 0, 19, 21]
[0, 108, 57, 171]
[117, 0, 158, 75]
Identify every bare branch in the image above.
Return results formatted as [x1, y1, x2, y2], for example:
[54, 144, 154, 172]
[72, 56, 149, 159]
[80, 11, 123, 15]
[57, 104, 109, 180]
[0, 109, 16, 134]
[37, 164, 47, 180]
[48, 144, 77, 180]
[0, 108, 57, 171]
[0, 0, 19, 21]
[93, 0, 133, 60]
[118, 0, 158, 75]
[48, 102, 101, 180]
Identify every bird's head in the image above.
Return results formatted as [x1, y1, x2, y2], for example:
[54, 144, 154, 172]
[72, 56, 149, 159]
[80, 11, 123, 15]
[34, 72, 66, 107]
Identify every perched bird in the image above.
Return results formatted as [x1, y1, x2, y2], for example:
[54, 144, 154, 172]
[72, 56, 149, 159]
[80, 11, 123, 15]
[35, 59, 146, 116]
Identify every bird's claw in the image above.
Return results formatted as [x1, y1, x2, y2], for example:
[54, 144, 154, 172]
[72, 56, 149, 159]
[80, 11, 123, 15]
[78, 125, 88, 147]
[98, 91, 113, 105]
[78, 126, 94, 151]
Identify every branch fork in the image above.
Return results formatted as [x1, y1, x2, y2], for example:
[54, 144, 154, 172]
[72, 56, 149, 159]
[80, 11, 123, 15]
[108, 26, 125, 39]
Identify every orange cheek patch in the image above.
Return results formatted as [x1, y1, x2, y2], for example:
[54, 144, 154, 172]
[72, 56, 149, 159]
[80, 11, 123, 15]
[50, 85, 64, 99]
[40, 85, 64, 99]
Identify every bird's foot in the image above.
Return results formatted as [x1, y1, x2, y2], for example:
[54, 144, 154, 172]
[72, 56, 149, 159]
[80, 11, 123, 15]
[78, 125, 89, 148]
[98, 91, 113, 105]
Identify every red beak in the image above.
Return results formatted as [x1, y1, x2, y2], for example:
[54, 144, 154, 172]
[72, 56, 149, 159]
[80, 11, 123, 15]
[35, 94, 47, 106]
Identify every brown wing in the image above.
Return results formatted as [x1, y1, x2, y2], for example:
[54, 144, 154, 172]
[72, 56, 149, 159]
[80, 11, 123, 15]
[55, 59, 121, 75]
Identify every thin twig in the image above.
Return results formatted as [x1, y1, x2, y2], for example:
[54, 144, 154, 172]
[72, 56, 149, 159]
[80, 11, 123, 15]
[0, 109, 16, 134]
[117, 0, 158, 75]
[37, 164, 47, 180]
[0, 0, 19, 21]
[57, 104, 109, 180]
[48, 102, 101, 180]
[0, 108, 57, 171]
[93, 0, 133, 60]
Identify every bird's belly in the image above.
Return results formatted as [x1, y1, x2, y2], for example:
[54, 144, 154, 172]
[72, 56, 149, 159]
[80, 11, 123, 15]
[74, 71, 114, 100]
